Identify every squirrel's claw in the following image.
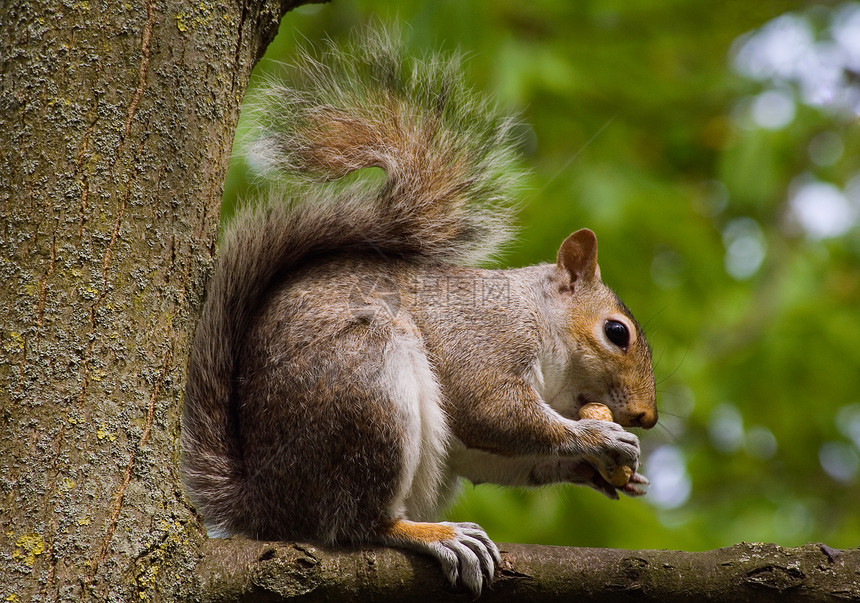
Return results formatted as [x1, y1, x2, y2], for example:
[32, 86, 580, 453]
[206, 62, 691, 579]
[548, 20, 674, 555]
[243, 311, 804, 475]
[620, 472, 650, 497]
[580, 463, 647, 498]
[420, 522, 500, 597]
[629, 471, 649, 485]
[582, 469, 620, 499]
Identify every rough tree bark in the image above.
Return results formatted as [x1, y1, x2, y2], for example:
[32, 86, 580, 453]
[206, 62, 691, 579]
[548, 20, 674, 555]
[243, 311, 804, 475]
[198, 540, 860, 602]
[1, 1, 859, 602]
[0, 0, 316, 599]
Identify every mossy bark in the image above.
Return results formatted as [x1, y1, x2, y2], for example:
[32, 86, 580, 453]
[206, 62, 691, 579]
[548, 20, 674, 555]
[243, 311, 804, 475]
[0, 0, 316, 599]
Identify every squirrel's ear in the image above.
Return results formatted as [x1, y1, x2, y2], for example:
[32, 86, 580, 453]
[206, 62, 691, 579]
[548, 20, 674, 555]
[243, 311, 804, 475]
[557, 229, 601, 288]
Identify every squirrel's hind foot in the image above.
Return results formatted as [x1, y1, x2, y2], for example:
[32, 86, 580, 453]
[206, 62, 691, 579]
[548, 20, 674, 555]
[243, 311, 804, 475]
[381, 518, 500, 597]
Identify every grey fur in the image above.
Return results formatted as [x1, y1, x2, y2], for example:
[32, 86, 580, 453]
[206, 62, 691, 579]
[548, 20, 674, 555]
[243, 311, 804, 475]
[181, 26, 523, 543]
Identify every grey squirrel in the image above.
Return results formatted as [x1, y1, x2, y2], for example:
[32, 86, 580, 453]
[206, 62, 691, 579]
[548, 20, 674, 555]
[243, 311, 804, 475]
[181, 26, 657, 597]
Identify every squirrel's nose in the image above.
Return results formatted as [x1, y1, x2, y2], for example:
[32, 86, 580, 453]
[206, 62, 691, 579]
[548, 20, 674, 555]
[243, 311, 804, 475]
[633, 409, 658, 429]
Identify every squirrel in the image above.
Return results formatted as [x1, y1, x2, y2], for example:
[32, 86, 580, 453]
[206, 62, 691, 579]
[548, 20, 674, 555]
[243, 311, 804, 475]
[181, 26, 657, 597]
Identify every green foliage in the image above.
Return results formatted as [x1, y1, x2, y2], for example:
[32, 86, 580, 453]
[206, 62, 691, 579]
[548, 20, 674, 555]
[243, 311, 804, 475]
[225, 1, 860, 551]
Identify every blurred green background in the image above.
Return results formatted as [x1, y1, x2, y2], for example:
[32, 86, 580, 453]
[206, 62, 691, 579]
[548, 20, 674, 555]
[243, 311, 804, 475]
[224, 0, 860, 551]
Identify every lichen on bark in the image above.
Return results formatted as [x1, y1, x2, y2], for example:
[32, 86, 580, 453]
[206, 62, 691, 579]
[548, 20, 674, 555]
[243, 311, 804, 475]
[0, 0, 306, 599]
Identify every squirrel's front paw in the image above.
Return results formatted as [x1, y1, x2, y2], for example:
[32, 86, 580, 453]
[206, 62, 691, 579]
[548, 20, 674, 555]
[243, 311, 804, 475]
[572, 418, 640, 487]
[622, 472, 649, 496]
[581, 466, 650, 499]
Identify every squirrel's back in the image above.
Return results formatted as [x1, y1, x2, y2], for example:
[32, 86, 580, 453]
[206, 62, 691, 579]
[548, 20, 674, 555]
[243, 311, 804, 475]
[180, 26, 524, 537]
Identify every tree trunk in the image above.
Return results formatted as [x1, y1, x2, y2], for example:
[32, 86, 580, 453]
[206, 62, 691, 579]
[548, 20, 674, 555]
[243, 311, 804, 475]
[0, 0, 316, 599]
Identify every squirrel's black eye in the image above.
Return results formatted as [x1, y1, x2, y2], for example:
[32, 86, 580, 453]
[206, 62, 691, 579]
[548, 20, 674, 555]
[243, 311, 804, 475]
[604, 320, 630, 349]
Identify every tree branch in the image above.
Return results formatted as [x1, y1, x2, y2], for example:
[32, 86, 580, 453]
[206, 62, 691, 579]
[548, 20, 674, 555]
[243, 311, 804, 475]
[196, 539, 860, 602]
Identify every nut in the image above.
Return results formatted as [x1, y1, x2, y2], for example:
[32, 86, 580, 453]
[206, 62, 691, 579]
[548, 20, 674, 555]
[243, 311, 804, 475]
[578, 402, 614, 422]
[578, 403, 634, 487]
[607, 465, 634, 488]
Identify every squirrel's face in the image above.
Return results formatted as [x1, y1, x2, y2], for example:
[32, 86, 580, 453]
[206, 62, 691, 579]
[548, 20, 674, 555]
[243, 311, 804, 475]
[565, 288, 657, 429]
[554, 229, 658, 429]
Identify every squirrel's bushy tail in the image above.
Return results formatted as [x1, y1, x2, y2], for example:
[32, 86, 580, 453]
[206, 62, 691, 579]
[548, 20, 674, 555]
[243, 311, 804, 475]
[181, 25, 523, 534]
[243, 24, 522, 264]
